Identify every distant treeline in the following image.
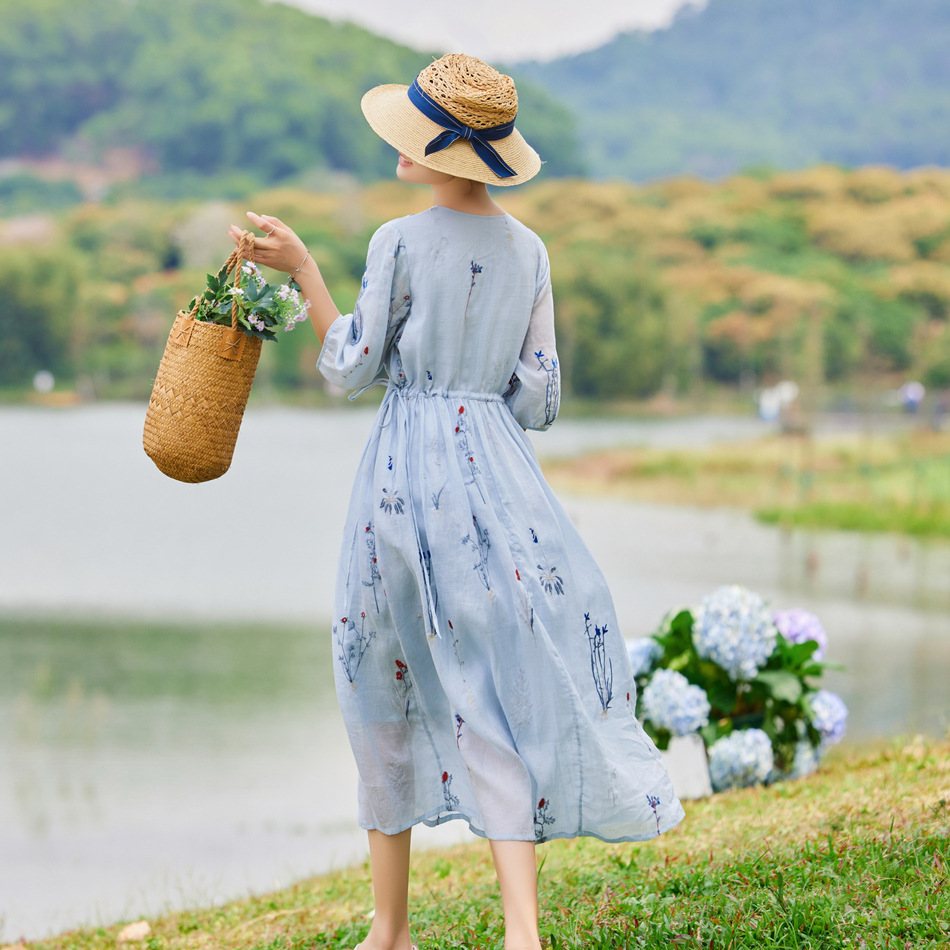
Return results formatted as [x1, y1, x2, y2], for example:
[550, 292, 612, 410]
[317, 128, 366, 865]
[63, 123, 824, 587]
[518, 0, 950, 180]
[0, 0, 584, 196]
[4, 168, 949, 401]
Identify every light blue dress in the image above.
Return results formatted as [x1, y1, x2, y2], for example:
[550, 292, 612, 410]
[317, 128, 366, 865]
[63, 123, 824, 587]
[318, 206, 684, 843]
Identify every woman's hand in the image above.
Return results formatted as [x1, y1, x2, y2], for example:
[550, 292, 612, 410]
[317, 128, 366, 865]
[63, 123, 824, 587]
[227, 211, 309, 275]
[229, 211, 341, 343]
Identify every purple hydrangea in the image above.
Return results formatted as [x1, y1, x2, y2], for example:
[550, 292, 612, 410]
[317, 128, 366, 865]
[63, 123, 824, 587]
[707, 728, 775, 792]
[627, 637, 662, 677]
[809, 689, 848, 745]
[641, 669, 711, 736]
[692, 585, 778, 681]
[774, 608, 828, 660]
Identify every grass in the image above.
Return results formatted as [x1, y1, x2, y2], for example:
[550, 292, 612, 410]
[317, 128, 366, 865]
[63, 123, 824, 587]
[542, 429, 950, 538]
[25, 738, 950, 950]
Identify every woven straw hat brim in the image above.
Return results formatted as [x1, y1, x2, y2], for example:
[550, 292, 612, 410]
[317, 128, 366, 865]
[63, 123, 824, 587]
[361, 84, 541, 187]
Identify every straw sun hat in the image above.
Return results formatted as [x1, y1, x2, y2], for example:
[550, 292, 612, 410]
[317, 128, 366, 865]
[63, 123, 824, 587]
[361, 53, 542, 187]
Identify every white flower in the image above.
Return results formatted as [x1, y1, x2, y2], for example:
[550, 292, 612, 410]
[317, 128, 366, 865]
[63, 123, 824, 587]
[627, 638, 662, 676]
[641, 669, 710, 736]
[809, 689, 847, 745]
[693, 585, 777, 681]
[707, 728, 774, 791]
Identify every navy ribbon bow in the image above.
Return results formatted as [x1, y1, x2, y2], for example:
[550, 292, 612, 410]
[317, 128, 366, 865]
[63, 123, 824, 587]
[407, 80, 517, 179]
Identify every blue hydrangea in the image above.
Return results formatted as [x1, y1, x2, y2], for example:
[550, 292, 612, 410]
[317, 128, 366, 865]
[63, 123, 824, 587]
[627, 637, 662, 677]
[809, 689, 848, 745]
[787, 739, 823, 779]
[774, 608, 828, 661]
[692, 585, 778, 681]
[641, 669, 711, 736]
[707, 728, 775, 792]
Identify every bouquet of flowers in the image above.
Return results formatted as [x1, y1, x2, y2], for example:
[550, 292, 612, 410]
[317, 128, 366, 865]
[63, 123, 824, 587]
[189, 261, 310, 342]
[628, 585, 847, 792]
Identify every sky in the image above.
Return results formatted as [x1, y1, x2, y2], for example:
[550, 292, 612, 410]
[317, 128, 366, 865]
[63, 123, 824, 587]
[278, 0, 706, 62]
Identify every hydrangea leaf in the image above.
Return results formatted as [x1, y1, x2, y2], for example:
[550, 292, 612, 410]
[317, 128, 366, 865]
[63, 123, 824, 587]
[754, 669, 803, 704]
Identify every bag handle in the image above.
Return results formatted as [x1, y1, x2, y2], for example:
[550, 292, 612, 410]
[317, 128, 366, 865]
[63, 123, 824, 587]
[184, 230, 256, 330]
[223, 231, 255, 332]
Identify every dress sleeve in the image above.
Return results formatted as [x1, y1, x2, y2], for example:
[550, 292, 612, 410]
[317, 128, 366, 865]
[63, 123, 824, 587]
[317, 222, 410, 392]
[503, 245, 561, 431]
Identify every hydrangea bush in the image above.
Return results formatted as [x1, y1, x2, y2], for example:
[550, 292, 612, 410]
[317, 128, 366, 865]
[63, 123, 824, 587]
[628, 584, 847, 793]
[191, 261, 310, 342]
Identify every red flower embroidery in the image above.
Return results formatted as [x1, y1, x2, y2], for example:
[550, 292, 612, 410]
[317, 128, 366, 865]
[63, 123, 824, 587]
[455, 426, 460, 433]
[515, 569, 521, 581]
[458, 406, 464, 414]
[448, 620, 453, 630]
[627, 692, 631, 701]
[395, 660, 407, 669]
[395, 671, 403, 680]
[363, 346, 369, 354]
[442, 771, 449, 783]
[538, 798, 546, 809]
[341, 616, 348, 624]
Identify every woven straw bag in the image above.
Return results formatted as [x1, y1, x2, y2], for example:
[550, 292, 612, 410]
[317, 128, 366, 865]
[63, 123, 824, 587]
[143, 232, 262, 483]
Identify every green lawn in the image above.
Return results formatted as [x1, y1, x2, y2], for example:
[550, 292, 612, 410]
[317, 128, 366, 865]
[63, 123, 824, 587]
[544, 430, 950, 539]
[31, 738, 950, 950]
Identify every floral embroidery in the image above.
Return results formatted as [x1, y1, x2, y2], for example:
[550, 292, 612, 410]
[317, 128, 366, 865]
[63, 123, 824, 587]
[380, 488, 405, 515]
[395, 659, 411, 718]
[530, 527, 539, 544]
[538, 564, 564, 595]
[463, 261, 483, 319]
[441, 770, 460, 810]
[387, 455, 393, 471]
[461, 515, 491, 591]
[455, 713, 465, 744]
[646, 794, 661, 835]
[454, 405, 485, 501]
[362, 522, 381, 611]
[585, 612, 614, 712]
[535, 349, 560, 427]
[431, 482, 447, 510]
[335, 612, 376, 684]
[534, 798, 555, 841]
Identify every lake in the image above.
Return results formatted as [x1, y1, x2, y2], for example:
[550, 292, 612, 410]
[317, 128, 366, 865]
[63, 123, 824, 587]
[1, 404, 947, 940]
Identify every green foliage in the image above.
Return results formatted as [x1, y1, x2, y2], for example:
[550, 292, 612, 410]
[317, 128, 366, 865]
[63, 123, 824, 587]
[0, 174, 83, 215]
[0, 246, 79, 383]
[520, 0, 950, 180]
[556, 249, 671, 398]
[0, 0, 584, 189]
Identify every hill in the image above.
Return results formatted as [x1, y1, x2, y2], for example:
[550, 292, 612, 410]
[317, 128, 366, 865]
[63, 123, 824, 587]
[516, 0, 950, 180]
[0, 0, 584, 198]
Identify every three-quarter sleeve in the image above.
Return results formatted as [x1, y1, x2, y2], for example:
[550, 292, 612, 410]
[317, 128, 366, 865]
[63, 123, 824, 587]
[317, 222, 410, 392]
[503, 246, 561, 431]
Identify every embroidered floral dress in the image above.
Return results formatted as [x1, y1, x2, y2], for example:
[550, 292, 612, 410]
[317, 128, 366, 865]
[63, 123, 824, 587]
[318, 206, 684, 843]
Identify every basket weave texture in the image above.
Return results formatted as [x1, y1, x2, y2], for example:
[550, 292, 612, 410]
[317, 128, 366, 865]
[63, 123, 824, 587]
[143, 234, 262, 483]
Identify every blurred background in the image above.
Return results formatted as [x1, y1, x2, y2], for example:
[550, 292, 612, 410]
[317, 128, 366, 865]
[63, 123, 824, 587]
[1, 0, 948, 940]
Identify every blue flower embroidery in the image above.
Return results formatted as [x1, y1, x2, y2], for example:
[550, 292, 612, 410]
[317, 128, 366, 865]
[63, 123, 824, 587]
[380, 488, 405, 515]
[646, 794, 661, 835]
[538, 564, 564, 595]
[585, 613, 614, 712]
[463, 262, 483, 319]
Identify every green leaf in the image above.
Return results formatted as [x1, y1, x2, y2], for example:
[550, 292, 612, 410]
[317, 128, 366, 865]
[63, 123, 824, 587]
[754, 670, 803, 704]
